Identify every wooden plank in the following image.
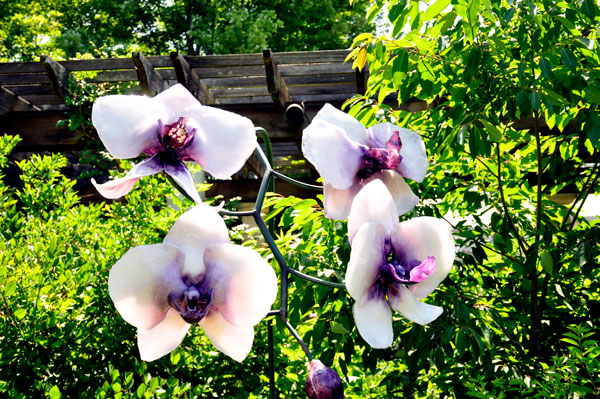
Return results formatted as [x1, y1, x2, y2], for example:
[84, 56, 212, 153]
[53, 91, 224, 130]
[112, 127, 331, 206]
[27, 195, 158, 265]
[3, 84, 52, 95]
[170, 52, 215, 104]
[279, 63, 353, 76]
[0, 86, 41, 114]
[60, 58, 135, 71]
[202, 76, 267, 88]
[20, 94, 66, 104]
[287, 83, 357, 95]
[0, 74, 50, 85]
[211, 86, 270, 98]
[217, 95, 273, 105]
[0, 62, 45, 74]
[285, 73, 355, 85]
[1, 111, 82, 150]
[194, 65, 265, 78]
[186, 53, 264, 68]
[291, 93, 356, 103]
[41, 55, 70, 98]
[263, 49, 290, 110]
[132, 52, 167, 96]
[276, 50, 349, 64]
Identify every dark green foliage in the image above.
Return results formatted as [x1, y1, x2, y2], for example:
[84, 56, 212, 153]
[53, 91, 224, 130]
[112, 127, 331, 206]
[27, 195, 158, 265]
[342, 0, 600, 396]
[0, 0, 373, 60]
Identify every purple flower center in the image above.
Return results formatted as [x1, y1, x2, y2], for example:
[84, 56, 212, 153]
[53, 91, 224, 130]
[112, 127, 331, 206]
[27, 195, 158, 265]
[356, 131, 402, 180]
[146, 117, 197, 163]
[369, 238, 436, 300]
[168, 282, 214, 324]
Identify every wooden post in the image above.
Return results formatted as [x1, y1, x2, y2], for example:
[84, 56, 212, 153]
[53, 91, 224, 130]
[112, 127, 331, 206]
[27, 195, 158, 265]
[170, 51, 215, 104]
[0, 86, 40, 114]
[132, 52, 166, 96]
[41, 55, 69, 99]
[262, 49, 290, 111]
[355, 64, 367, 95]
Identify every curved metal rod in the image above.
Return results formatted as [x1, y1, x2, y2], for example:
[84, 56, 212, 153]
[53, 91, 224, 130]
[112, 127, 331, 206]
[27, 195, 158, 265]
[284, 319, 313, 361]
[287, 267, 345, 289]
[273, 170, 323, 192]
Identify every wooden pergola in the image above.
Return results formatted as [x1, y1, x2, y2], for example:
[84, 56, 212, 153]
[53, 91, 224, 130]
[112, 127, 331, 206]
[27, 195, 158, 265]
[0, 49, 383, 199]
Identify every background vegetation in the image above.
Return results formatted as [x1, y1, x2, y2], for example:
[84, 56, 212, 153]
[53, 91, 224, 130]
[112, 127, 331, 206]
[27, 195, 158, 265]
[0, 0, 372, 61]
[1, 0, 600, 398]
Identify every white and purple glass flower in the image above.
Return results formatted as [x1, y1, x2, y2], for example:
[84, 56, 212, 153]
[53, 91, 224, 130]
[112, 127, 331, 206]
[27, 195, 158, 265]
[301, 103, 428, 220]
[345, 180, 454, 348]
[91, 84, 257, 203]
[108, 203, 277, 362]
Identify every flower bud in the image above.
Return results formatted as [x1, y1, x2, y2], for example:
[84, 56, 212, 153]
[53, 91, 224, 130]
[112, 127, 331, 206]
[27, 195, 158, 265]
[304, 359, 344, 399]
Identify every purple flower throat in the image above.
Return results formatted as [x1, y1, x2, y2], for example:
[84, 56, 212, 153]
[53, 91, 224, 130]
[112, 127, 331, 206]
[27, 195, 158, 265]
[147, 117, 197, 164]
[356, 131, 402, 179]
[369, 237, 436, 300]
[168, 276, 214, 324]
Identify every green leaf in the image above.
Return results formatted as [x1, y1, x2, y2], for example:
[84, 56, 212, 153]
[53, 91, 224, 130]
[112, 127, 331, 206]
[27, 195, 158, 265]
[588, 114, 600, 148]
[560, 48, 578, 71]
[14, 308, 26, 319]
[584, 85, 600, 104]
[530, 91, 541, 111]
[541, 250, 553, 275]
[136, 383, 146, 398]
[467, 0, 480, 26]
[423, 0, 451, 21]
[539, 57, 554, 79]
[480, 119, 502, 142]
[4, 281, 16, 297]
[331, 321, 350, 334]
[49, 386, 62, 399]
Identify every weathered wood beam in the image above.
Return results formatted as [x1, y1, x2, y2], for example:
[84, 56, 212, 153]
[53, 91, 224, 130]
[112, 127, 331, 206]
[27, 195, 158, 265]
[0, 86, 40, 114]
[355, 64, 367, 95]
[262, 49, 290, 110]
[132, 51, 166, 96]
[170, 51, 215, 104]
[41, 55, 69, 99]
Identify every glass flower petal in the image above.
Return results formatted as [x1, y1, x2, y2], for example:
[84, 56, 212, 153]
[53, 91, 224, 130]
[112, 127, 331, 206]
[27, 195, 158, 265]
[345, 223, 386, 301]
[347, 179, 398, 244]
[312, 103, 368, 143]
[108, 243, 186, 330]
[183, 104, 257, 179]
[368, 122, 428, 182]
[91, 93, 165, 159]
[390, 217, 455, 299]
[163, 161, 202, 204]
[163, 204, 230, 277]
[199, 310, 254, 362]
[302, 118, 362, 190]
[137, 308, 191, 362]
[91, 156, 163, 199]
[353, 296, 393, 349]
[204, 243, 277, 328]
[388, 285, 443, 325]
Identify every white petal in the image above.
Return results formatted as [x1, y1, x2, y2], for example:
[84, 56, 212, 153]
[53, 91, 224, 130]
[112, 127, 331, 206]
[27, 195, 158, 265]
[302, 118, 362, 190]
[378, 170, 419, 216]
[92, 93, 165, 159]
[353, 295, 393, 349]
[347, 179, 398, 244]
[312, 103, 368, 144]
[391, 217, 455, 298]
[183, 105, 257, 179]
[346, 223, 386, 301]
[368, 123, 428, 182]
[322, 182, 361, 221]
[108, 243, 185, 330]
[154, 84, 202, 122]
[200, 310, 254, 362]
[164, 162, 202, 204]
[91, 156, 163, 199]
[137, 308, 191, 362]
[388, 285, 443, 325]
[204, 244, 277, 328]
[163, 204, 230, 278]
